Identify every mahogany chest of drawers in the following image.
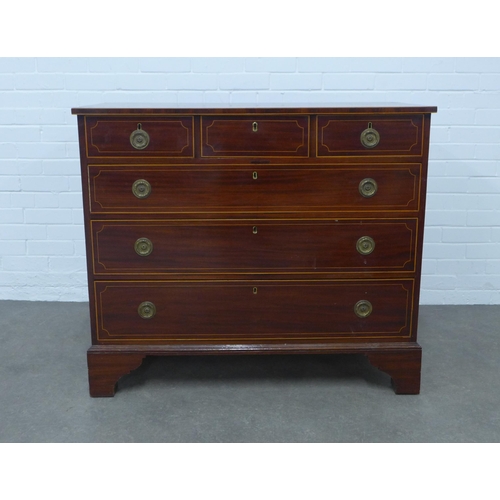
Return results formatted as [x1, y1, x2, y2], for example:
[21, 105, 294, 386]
[72, 104, 437, 397]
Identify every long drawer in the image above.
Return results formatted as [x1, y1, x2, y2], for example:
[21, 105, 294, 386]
[91, 219, 417, 275]
[94, 280, 414, 342]
[88, 165, 421, 214]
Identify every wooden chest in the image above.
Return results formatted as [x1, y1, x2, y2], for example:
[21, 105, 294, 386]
[72, 104, 437, 397]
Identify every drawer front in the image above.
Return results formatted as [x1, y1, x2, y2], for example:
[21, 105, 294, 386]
[92, 220, 417, 275]
[317, 115, 423, 156]
[85, 117, 194, 157]
[89, 165, 421, 213]
[94, 280, 414, 342]
[201, 115, 309, 157]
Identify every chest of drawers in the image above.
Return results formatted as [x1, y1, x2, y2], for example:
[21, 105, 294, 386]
[72, 104, 436, 397]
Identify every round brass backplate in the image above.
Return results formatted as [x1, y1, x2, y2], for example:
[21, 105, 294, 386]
[360, 126, 380, 149]
[132, 179, 151, 199]
[135, 237, 153, 257]
[130, 128, 150, 150]
[354, 300, 372, 318]
[356, 236, 375, 255]
[359, 178, 378, 198]
[138, 301, 156, 319]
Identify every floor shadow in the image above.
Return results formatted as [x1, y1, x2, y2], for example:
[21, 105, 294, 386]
[117, 353, 392, 392]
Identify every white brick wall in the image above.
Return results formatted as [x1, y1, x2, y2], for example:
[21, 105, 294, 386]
[0, 57, 499, 304]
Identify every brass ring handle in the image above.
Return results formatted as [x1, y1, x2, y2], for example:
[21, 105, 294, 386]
[138, 301, 156, 319]
[360, 122, 380, 149]
[356, 236, 375, 255]
[132, 179, 151, 199]
[354, 300, 372, 318]
[359, 178, 377, 198]
[130, 123, 150, 150]
[135, 237, 153, 257]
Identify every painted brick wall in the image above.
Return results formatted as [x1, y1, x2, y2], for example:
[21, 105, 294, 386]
[0, 57, 499, 304]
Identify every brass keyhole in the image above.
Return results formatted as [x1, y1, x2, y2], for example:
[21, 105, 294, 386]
[252, 122, 258, 132]
[253, 171, 258, 180]
[253, 287, 258, 294]
[253, 226, 258, 234]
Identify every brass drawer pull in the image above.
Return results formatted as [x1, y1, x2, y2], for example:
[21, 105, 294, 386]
[138, 301, 156, 319]
[356, 236, 375, 255]
[360, 122, 380, 149]
[359, 178, 377, 198]
[252, 121, 258, 132]
[354, 300, 372, 318]
[130, 123, 150, 150]
[135, 237, 153, 257]
[132, 179, 151, 199]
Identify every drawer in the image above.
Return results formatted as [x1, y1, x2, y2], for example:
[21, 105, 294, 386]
[94, 280, 414, 342]
[91, 219, 417, 275]
[88, 165, 421, 214]
[317, 115, 423, 156]
[201, 115, 309, 157]
[84, 117, 194, 157]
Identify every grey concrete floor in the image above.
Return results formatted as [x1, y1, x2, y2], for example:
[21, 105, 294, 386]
[0, 300, 499, 442]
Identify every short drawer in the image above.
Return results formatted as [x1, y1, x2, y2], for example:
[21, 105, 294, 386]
[88, 165, 421, 214]
[85, 117, 194, 157]
[201, 115, 309, 157]
[91, 219, 417, 275]
[94, 280, 414, 342]
[317, 115, 423, 156]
